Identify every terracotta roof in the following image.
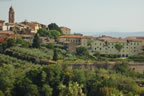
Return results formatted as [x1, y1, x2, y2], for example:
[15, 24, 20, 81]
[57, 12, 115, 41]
[0, 20, 5, 23]
[17, 34, 34, 38]
[125, 37, 143, 42]
[0, 31, 14, 34]
[59, 35, 86, 39]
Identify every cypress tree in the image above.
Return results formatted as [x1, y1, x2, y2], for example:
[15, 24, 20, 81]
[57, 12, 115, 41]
[32, 33, 41, 48]
[53, 49, 58, 61]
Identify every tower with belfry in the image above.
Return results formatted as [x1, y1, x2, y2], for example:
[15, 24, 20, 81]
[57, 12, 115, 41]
[9, 6, 15, 24]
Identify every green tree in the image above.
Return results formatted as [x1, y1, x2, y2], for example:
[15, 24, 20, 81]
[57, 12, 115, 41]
[115, 43, 124, 52]
[41, 84, 53, 96]
[87, 39, 92, 46]
[7, 38, 16, 48]
[58, 82, 86, 96]
[114, 62, 130, 74]
[32, 34, 41, 48]
[0, 90, 4, 96]
[0, 64, 15, 95]
[49, 30, 60, 39]
[76, 46, 89, 56]
[38, 28, 50, 36]
[53, 49, 58, 61]
[48, 23, 62, 33]
[46, 43, 54, 49]
[16, 38, 30, 47]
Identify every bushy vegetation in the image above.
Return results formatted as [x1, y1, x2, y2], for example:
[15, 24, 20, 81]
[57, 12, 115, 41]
[0, 38, 30, 52]
[1, 35, 144, 96]
[5, 47, 53, 64]
[48, 23, 62, 33]
[129, 55, 144, 62]
[38, 28, 61, 39]
[0, 58, 143, 96]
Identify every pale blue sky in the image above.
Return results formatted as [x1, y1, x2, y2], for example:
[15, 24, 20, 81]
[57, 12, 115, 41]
[0, 0, 144, 34]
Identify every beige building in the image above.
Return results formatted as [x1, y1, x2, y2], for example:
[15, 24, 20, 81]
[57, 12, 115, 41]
[58, 35, 88, 52]
[0, 20, 5, 30]
[21, 21, 41, 33]
[59, 35, 87, 46]
[91, 37, 143, 57]
[60, 27, 71, 35]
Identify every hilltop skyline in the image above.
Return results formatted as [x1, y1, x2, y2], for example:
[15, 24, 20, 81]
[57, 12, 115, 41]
[0, 0, 144, 33]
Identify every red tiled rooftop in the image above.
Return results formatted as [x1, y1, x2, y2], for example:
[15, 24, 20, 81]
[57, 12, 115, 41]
[59, 35, 86, 39]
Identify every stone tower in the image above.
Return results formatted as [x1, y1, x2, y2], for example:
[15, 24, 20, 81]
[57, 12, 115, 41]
[9, 6, 15, 23]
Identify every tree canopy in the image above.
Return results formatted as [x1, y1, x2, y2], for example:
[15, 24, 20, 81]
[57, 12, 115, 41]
[48, 23, 62, 33]
[115, 43, 124, 52]
[32, 33, 41, 48]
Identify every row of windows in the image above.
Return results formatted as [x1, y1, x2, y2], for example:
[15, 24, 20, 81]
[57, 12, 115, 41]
[94, 48, 138, 52]
[94, 42, 141, 46]
[95, 46, 138, 49]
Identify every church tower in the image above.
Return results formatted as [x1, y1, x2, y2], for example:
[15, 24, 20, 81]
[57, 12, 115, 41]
[9, 6, 15, 24]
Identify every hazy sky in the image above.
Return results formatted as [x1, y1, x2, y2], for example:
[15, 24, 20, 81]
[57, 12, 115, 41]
[0, 0, 144, 33]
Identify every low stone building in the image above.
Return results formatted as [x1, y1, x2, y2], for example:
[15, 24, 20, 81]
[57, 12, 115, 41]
[17, 34, 34, 43]
[91, 36, 143, 57]
[0, 20, 5, 30]
[20, 21, 41, 34]
[58, 35, 88, 52]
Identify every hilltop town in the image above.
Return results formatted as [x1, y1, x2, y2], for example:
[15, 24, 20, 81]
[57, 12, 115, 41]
[1, 6, 144, 58]
[1, 6, 144, 96]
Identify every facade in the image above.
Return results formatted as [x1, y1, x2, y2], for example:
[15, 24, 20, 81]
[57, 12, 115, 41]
[60, 27, 71, 35]
[59, 35, 87, 46]
[91, 37, 143, 57]
[21, 21, 41, 33]
[9, 6, 15, 24]
[17, 34, 34, 43]
[58, 35, 88, 52]
[0, 20, 5, 30]
[0, 31, 15, 43]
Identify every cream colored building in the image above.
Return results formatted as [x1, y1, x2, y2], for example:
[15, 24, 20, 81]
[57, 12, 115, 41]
[60, 27, 71, 35]
[58, 35, 87, 46]
[91, 37, 143, 57]
[58, 35, 88, 52]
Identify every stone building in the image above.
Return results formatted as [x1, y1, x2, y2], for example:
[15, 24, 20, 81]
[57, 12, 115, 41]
[9, 6, 15, 24]
[21, 21, 41, 33]
[91, 36, 143, 57]
[0, 20, 5, 30]
[58, 35, 88, 52]
[60, 27, 71, 35]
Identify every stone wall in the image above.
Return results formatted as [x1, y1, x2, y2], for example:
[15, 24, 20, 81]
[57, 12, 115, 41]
[68, 62, 144, 73]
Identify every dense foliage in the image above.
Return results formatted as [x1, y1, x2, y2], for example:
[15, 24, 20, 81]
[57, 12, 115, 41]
[32, 33, 41, 48]
[48, 23, 62, 33]
[1, 36, 144, 96]
[0, 38, 30, 52]
[5, 47, 53, 64]
[38, 28, 61, 39]
[115, 44, 124, 52]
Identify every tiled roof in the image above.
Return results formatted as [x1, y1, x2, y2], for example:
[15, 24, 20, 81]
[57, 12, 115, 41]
[59, 35, 86, 39]
[0, 31, 14, 34]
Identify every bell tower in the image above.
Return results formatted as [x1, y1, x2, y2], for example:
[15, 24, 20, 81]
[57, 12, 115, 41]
[9, 6, 15, 24]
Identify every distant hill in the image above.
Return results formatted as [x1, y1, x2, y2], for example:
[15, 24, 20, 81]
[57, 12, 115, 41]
[80, 32, 144, 38]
